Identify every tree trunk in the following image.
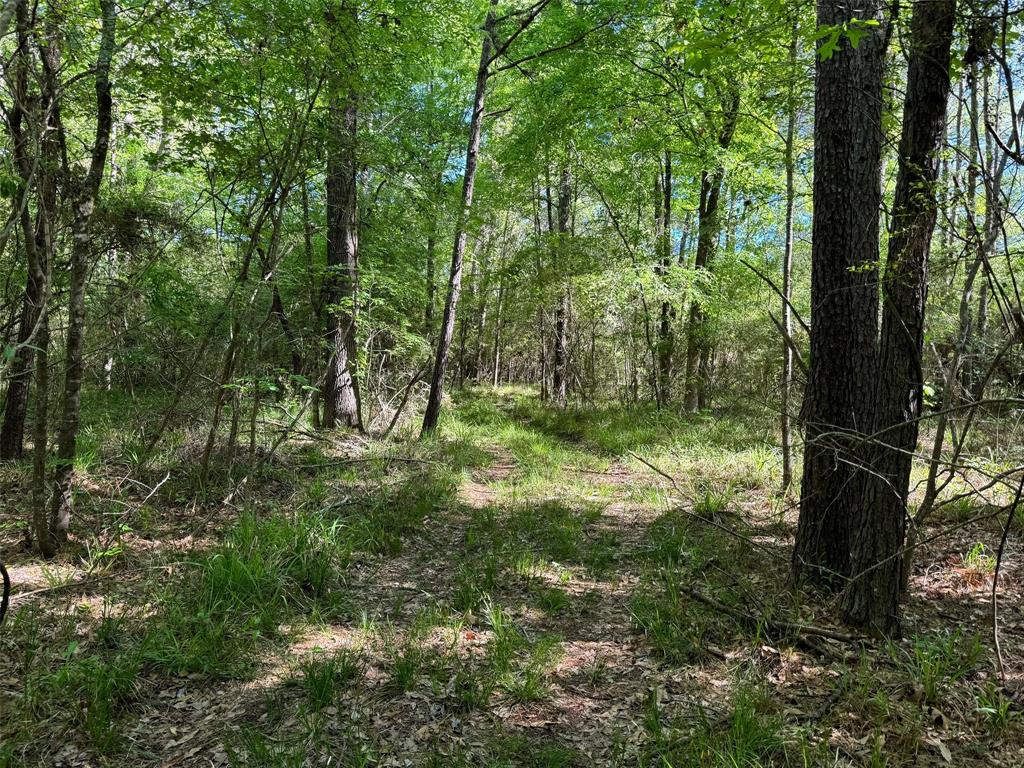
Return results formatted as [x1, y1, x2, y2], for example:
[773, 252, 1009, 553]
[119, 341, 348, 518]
[553, 167, 571, 407]
[843, 0, 955, 634]
[48, 0, 116, 547]
[793, 0, 888, 591]
[421, 1, 497, 435]
[270, 283, 303, 377]
[322, 88, 362, 430]
[780, 20, 798, 493]
[492, 274, 505, 387]
[1, 4, 43, 461]
[683, 90, 739, 412]
[300, 176, 321, 429]
[656, 150, 673, 406]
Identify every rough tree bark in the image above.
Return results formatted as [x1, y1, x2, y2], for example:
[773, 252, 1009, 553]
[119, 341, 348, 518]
[842, 0, 956, 634]
[780, 19, 798, 494]
[794, 0, 889, 589]
[322, 89, 362, 429]
[0, 0, 43, 460]
[322, 1, 361, 430]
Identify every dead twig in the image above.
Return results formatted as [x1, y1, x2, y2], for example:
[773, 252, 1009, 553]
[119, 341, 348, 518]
[992, 475, 1021, 684]
[681, 584, 864, 645]
[296, 456, 438, 469]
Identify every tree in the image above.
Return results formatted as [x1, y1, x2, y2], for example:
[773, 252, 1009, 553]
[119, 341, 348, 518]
[46, 0, 117, 554]
[844, 0, 957, 633]
[780, 18, 799, 494]
[655, 150, 672, 406]
[553, 166, 571, 407]
[793, 0, 890, 590]
[0, 0, 47, 460]
[682, 88, 740, 412]
[421, 1, 499, 436]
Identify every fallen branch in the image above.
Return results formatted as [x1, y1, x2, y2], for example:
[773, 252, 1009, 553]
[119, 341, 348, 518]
[7, 575, 96, 607]
[681, 584, 864, 645]
[992, 476, 1021, 684]
[297, 456, 438, 469]
[383, 364, 428, 438]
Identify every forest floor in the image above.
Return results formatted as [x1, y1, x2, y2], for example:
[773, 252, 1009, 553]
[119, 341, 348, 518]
[1, 387, 1023, 767]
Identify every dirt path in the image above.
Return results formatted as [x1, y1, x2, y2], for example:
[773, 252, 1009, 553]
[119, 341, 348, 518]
[2, 397, 1023, 767]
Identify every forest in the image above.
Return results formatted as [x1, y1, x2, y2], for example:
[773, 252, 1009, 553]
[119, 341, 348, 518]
[0, 0, 1023, 765]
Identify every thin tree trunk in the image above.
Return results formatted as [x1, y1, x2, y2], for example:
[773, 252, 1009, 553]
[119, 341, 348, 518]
[1, 3, 43, 460]
[553, 167, 571, 407]
[683, 91, 739, 412]
[473, 242, 490, 384]
[49, 0, 116, 547]
[270, 283, 303, 377]
[492, 275, 505, 387]
[457, 256, 477, 387]
[421, 1, 497, 435]
[300, 176, 321, 429]
[781, 19, 799, 493]
[322, 87, 362, 430]
[908, 43, 998, 586]
[656, 150, 673, 406]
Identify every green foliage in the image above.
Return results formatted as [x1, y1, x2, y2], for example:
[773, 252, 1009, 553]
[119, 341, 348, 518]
[976, 683, 1020, 733]
[25, 645, 141, 753]
[631, 572, 716, 663]
[298, 649, 363, 711]
[961, 542, 996, 573]
[141, 509, 352, 676]
[642, 684, 798, 767]
[891, 631, 984, 704]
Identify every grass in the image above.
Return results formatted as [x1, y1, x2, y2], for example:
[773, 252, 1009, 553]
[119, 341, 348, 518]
[631, 571, 718, 663]
[641, 684, 803, 767]
[298, 649, 363, 711]
[977, 683, 1020, 733]
[140, 508, 353, 676]
[961, 541, 996, 573]
[3, 386, 1021, 767]
[890, 630, 984, 705]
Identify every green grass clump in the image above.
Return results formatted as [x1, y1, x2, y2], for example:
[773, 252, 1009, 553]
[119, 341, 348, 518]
[142, 510, 351, 676]
[631, 572, 716, 663]
[348, 472, 455, 555]
[535, 585, 571, 614]
[642, 685, 798, 767]
[298, 649, 363, 710]
[891, 630, 984, 704]
[25, 645, 142, 753]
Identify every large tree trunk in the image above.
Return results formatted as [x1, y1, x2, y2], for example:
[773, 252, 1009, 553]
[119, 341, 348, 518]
[553, 167, 571, 407]
[683, 91, 739, 412]
[793, 0, 888, 590]
[843, 0, 956, 634]
[421, 1, 497, 435]
[48, 0, 116, 548]
[322, 88, 362, 430]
